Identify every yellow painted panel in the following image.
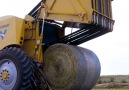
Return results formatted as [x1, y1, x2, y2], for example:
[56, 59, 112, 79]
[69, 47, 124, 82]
[0, 16, 25, 49]
[21, 40, 36, 58]
[39, 0, 93, 23]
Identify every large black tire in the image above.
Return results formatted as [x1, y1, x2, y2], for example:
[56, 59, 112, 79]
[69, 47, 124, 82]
[0, 47, 34, 90]
[43, 44, 101, 90]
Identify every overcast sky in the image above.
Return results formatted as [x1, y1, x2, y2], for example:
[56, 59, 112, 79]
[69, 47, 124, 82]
[0, 0, 128, 75]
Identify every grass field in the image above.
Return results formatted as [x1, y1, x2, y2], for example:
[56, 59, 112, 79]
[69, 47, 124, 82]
[98, 75, 129, 83]
[93, 75, 129, 90]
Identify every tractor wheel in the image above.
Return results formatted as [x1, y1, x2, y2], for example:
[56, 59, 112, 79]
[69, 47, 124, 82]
[0, 47, 34, 90]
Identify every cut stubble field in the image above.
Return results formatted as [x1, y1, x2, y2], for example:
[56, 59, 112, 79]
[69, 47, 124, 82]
[93, 75, 129, 90]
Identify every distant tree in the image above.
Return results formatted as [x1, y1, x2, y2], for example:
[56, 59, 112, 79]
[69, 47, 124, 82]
[121, 79, 127, 83]
[109, 77, 114, 83]
[97, 78, 102, 84]
[103, 80, 107, 83]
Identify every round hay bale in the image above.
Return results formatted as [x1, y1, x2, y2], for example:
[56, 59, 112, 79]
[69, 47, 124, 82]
[43, 44, 101, 90]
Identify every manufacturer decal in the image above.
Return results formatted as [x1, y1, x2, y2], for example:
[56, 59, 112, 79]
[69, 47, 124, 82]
[0, 24, 9, 40]
[0, 29, 7, 40]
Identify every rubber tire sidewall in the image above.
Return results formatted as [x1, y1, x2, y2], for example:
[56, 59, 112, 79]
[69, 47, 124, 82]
[0, 49, 26, 90]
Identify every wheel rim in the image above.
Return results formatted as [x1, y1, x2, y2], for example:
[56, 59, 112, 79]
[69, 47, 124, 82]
[0, 59, 17, 90]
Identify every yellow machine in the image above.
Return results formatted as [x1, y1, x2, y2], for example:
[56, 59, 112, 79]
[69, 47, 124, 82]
[0, 0, 114, 90]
